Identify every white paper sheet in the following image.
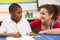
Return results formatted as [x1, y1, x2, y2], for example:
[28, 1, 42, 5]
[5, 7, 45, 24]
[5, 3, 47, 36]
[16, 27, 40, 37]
[7, 36, 34, 40]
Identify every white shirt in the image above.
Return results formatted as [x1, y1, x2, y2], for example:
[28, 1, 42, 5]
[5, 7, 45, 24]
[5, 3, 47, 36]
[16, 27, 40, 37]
[0, 18, 32, 36]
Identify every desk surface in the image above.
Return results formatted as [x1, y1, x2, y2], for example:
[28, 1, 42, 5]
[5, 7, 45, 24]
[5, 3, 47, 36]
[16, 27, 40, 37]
[0, 36, 34, 40]
[34, 34, 60, 40]
[0, 34, 60, 40]
[0, 36, 6, 40]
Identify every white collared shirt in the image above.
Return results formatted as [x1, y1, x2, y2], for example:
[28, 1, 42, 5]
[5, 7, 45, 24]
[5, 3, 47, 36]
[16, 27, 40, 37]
[0, 18, 32, 36]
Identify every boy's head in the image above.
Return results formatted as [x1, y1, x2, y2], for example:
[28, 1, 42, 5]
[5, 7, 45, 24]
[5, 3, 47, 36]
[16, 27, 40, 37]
[9, 3, 22, 23]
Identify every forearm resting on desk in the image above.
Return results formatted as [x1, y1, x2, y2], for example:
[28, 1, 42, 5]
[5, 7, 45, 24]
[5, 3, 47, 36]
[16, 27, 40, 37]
[0, 32, 22, 38]
[0, 34, 6, 36]
[6, 32, 22, 38]
[39, 28, 60, 34]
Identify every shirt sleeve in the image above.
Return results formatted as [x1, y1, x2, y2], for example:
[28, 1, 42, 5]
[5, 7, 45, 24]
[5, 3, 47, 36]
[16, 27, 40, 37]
[30, 19, 42, 32]
[24, 19, 32, 35]
[53, 23, 60, 28]
[30, 19, 40, 29]
[30, 20, 37, 29]
[0, 20, 7, 34]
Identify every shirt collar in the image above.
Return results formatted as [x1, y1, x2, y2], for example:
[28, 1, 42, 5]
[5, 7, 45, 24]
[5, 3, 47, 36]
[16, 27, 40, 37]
[8, 17, 22, 24]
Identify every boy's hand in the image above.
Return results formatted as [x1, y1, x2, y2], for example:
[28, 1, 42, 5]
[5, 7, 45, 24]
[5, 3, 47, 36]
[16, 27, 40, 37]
[14, 32, 22, 38]
[6, 32, 22, 38]
[29, 32, 38, 36]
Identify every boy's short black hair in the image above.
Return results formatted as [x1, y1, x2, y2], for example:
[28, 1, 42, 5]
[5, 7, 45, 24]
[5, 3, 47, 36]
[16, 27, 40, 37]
[9, 3, 21, 13]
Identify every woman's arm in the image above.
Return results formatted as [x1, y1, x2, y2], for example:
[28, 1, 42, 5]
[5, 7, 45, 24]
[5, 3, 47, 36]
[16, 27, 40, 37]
[39, 28, 60, 34]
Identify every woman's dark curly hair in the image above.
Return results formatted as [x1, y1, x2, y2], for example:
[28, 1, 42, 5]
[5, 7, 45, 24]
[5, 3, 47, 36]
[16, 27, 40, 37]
[38, 4, 60, 21]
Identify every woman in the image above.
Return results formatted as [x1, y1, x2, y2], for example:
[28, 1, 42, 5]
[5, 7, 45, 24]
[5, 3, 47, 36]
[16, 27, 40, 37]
[30, 4, 60, 35]
[39, 5, 60, 34]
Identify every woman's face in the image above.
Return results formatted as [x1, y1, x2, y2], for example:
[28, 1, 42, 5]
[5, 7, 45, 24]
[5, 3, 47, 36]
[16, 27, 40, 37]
[40, 8, 53, 23]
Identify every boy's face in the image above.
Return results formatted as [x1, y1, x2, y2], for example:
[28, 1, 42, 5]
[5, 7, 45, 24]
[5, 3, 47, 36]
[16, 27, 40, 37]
[10, 7, 22, 22]
[40, 8, 53, 23]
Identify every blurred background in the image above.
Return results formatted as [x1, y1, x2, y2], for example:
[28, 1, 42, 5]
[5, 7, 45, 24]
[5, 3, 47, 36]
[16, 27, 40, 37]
[0, 0, 60, 25]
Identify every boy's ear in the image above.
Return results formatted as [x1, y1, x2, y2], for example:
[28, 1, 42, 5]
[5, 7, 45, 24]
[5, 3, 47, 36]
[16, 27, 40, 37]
[10, 12, 13, 16]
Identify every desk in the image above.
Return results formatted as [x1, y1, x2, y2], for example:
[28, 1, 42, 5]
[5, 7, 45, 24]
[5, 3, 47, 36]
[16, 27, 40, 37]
[0, 34, 60, 40]
[0, 36, 6, 40]
[34, 34, 60, 40]
[0, 36, 34, 40]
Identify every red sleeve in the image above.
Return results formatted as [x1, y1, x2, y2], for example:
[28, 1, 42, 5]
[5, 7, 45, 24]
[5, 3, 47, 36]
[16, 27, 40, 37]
[53, 23, 60, 28]
[30, 19, 42, 32]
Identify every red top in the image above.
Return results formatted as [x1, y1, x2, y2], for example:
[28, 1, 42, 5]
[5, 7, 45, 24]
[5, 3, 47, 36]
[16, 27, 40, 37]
[30, 19, 60, 32]
[53, 22, 60, 28]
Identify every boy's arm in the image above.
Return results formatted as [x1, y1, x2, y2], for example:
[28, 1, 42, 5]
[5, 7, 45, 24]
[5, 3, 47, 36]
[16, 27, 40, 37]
[6, 32, 22, 38]
[0, 34, 6, 36]
[0, 32, 22, 38]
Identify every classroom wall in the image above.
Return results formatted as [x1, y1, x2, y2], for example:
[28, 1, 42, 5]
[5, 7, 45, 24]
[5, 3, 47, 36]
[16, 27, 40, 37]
[38, 0, 60, 7]
[1, 0, 60, 21]
[0, 3, 37, 12]
[0, 10, 40, 21]
[0, 0, 40, 21]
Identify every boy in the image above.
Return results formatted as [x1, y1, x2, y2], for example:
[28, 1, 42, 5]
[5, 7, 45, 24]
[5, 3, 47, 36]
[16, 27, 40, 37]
[0, 3, 33, 38]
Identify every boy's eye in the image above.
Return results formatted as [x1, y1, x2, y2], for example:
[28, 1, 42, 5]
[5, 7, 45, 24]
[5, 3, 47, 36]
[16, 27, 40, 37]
[40, 13, 45, 15]
[17, 12, 21, 14]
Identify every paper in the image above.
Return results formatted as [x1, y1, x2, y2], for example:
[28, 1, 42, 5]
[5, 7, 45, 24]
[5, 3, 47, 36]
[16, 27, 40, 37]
[7, 36, 34, 40]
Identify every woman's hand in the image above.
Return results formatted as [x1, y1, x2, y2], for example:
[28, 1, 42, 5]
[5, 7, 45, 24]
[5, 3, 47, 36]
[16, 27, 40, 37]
[39, 31, 45, 34]
[29, 32, 38, 36]
[39, 30, 52, 34]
